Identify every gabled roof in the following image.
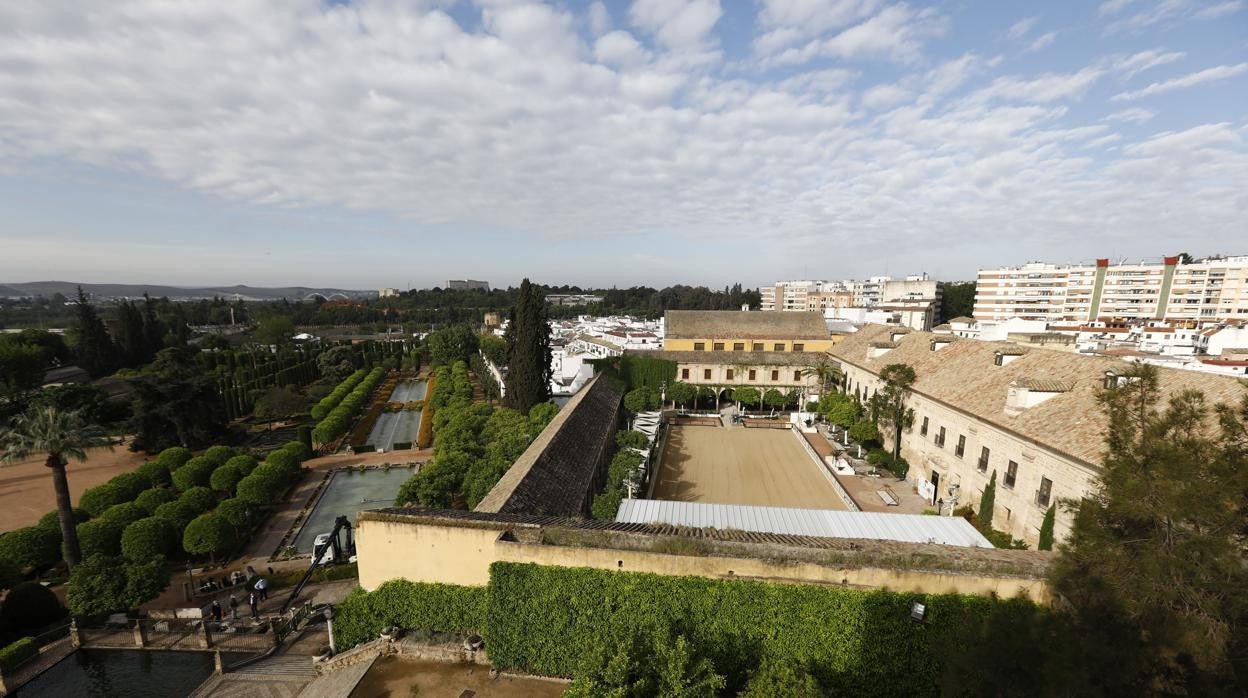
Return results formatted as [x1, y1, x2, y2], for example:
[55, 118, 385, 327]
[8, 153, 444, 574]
[642, 350, 825, 367]
[665, 310, 829, 340]
[830, 324, 1247, 467]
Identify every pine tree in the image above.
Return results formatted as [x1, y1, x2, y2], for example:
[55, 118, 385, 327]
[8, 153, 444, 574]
[502, 278, 552, 414]
[71, 287, 117, 377]
[115, 301, 147, 368]
[978, 470, 996, 530]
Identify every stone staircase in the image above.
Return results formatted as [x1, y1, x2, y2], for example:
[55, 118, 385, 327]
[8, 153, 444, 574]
[189, 654, 316, 698]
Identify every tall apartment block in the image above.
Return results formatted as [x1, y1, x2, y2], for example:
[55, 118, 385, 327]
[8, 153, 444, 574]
[445, 279, 491, 291]
[973, 256, 1248, 323]
[760, 275, 941, 313]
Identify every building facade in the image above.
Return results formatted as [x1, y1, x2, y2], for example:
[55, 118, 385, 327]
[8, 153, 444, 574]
[445, 279, 491, 291]
[974, 256, 1248, 323]
[830, 325, 1246, 547]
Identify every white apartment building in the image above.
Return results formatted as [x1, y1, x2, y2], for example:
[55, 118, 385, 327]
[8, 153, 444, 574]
[974, 256, 1248, 323]
[378, 287, 401, 298]
[763, 275, 943, 330]
[830, 325, 1247, 547]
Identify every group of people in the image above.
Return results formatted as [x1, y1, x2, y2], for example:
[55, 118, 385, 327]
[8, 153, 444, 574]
[208, 578, 270, 624]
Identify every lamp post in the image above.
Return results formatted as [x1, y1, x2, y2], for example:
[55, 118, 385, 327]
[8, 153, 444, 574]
[325, 607, 336, 656]
[186, 560, 194, 601]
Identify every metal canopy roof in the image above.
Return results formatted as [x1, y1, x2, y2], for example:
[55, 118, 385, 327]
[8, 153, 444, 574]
[616, 499, 993, 548]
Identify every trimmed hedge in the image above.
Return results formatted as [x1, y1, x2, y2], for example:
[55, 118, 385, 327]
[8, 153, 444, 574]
[172, 456, 215, 492]
[312, 367, 385, 444]
[99, 501, 148, 528]
[155, 446, 193, 471]
[182, 513, 235, 558]
[76, 518, 124, 558]
[0, 526, 60, 569]
[200, 445, 236, 466]
[209, 463, 245, 494]
[223, 454, 258, 476]
[179, 487, 217, 515]
[0, 637, 37, 672]
[216, 498, 251, 529]
[136, 459, 172, 488]
[281, 440, 312, 463]
[135, 487, 177, 514]
[311, 369, 368, 421]
[78, 482, 130, 517]
[153, 499, 200, 530]
[332, 580, 488, 649]
[121, 517, 177, 561]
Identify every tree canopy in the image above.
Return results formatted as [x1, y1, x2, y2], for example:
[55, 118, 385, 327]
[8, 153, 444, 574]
[502, 279, 552, 414]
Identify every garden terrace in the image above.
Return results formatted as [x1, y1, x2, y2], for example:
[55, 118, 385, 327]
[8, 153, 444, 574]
[474, 374, 623, 517]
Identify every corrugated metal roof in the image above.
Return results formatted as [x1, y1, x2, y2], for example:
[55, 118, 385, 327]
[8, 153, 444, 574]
[616, 499, 993, 548]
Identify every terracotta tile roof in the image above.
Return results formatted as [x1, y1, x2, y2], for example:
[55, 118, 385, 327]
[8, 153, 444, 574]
[644, 350, 825, 367]
[665, 310, 829, 340]
[829, 324, 1248, 467]
[995, 346, 1029, 356]
[1012, 378, 1075, 393]
[948, 316, 975, 324]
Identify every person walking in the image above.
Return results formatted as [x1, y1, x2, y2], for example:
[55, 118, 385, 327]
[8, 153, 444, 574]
[249, 591, 259, 620]
[255, 578, 268, 601]
[229, 595, 239, 620]
[211, 599, 222, 622]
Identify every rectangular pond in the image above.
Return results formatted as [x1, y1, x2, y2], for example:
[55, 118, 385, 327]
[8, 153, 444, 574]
[387, 379, 427, 403]
[364, 411, 421, 452]
[291, 467, 416, 554]
[18, 649, 248, 697]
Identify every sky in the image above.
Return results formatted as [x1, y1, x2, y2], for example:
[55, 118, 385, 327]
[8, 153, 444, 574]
[1, 0, 1245, 290]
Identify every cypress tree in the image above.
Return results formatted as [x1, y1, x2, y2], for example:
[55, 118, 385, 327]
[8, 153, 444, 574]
[71, 287, 117, 377]
[978, 470, 997, 531]
[503, 278, 552, 414]
[1038, 504, 1056, 551]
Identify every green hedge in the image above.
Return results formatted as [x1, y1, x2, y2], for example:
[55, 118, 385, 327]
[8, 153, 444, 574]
[311, 369, 368, 421]
[331, 579, 488, 650]
[312, 367, 385, 444]
[0, 637, 37, 672]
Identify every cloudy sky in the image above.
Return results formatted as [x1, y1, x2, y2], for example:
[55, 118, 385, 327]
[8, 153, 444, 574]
[1, 0, 1245, 290]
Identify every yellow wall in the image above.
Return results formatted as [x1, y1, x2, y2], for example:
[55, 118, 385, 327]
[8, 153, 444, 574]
[664, 337, 838, 352]
[357, 516, 1050, 603]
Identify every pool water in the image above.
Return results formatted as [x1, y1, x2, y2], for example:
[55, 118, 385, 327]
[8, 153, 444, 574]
[18, 649, 246, 697]
[291, 467, 416, 553]
[387, 379, 427, 403]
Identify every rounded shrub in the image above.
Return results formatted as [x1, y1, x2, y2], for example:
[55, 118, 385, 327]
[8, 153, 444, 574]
[155, 446, 193, 471]
[209, 463, 245, 495]
[134, 487, 177, 514]
[0, 581, 66, 632]
[265, 450, 300, 479]
[0, 527, 60, 569]
[136, 460, 172, 488]
[172, 457, 215, 492]
[77, 518, 124, 558]
[223, 454, 258, 477]
[37, 508, 90, 531]
[178, 487, 217, 516]
[216, 498, 251, 530]
[99, 502, 148, 528]
[281, 440, 312, 463]
[201, 445, 236, 466]
[153, 499, 199, 530]
[121, 517, 177, 561]
[78, 483, 129, 517]
[235, 468, 285, 506]
[182, 514, 235, 558]
[108, 471, 149, 501]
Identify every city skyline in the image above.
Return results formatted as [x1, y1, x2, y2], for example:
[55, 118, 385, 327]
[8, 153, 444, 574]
[2, 0, 1245, 288]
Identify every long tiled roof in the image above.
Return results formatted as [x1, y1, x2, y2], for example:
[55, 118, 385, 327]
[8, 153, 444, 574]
[830, 324, 1247, 467]
[643, 350, 826, 367]
[474, 373, 623, 516]
[665, 310, 829, 340]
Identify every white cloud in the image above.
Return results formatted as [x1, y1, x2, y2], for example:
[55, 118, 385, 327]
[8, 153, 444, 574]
[1006, 16, 1038, 40]
[1104, 107, 1156, 123]
[1114, 49, 1185, 77]
[630, 0, 722, 51]
[1194, 0, 1245, 20]
[1112, 62, 1248, 100]
[0, 0, 1244, 279]
[762, 3, 948, 67]
[1102, 0, 1244, 32]
[587, 1, 611, 36]
[1026, 32, 1057, 52]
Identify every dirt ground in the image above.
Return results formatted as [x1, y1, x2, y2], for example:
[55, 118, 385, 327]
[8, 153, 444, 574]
[653, 426, 847, 510]
[0, 439, 148, 531]
[351, 657, 567, 698]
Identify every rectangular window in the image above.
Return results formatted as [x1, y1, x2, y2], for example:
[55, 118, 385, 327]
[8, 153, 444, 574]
[770, 369, 779, 381]
[920, 416, 928, 436]
[713, 342, 725, 351]
[955, 435, 966, 458]
[935, 427, 946, 447]
[793, 370, 801, 381]
[733, 342, 744, 351]
[694, 342, 705, 351]
[773, 343, 785, 351]
[703, 369, 712, 380]
[793, 343, 805, 351]
[681, 368, 689, 379]
[1036, 477, 1052, 507]
[748, 369, 756, 381]
[726, 369, 734, 380]
[752, 343, 764, 351]
[1005, 461, 1018, 489]
[978, 447, 989, 472]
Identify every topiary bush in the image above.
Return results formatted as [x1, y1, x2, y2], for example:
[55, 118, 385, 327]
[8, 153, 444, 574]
[0, 637, 38, 673]
[172, 457, 215, 492]
[153, 499, 200, 530]
[223, 454, 258, 477]
[136, 460, 172, 488]
[281, 440, 312, 463]
[76, 518, 124, 558]
[0, 526, 60, 570]
[37, 508, 90, 531]
[134, 487, 177, 514]
[66, 554, 169, 617]
[264, 450, 300, 479]
[121, 517, 177, 561]
[209, 463, 245, 494]
[182, 514, 235, 559]
[155, 446, 193, 471]
[108, 472, 149, 502]
[99, 501, 148, 528]
[78, 482, 129, 517]
[200, 445, 236, 466]
[216, 498, 252, 530]
[235, 467, 286, 506]
[178, 486, 217, 516]
[0, 581, 66, 633]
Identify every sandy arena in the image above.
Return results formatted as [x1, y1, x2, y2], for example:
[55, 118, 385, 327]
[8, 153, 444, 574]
[653, 426, 848, 510]
[0, 440, 148, 531]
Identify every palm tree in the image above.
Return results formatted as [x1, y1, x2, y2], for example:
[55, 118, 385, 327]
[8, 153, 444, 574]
[1, 407, 113, 570]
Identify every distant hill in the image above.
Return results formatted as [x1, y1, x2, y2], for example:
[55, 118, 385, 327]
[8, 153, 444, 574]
[0, 281, 372, 301]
